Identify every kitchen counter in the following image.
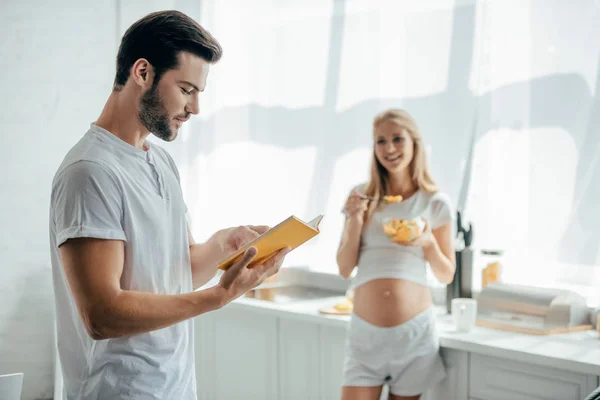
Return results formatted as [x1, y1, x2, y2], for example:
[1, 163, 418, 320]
[199, 265, 600, 377]
[227, 294, 600, 376]
[197, 268, 600, 399]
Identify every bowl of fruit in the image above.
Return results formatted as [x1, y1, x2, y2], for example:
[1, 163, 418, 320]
[382, 217, 425, 244]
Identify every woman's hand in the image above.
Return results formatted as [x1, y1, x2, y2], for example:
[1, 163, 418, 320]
[404, 218, 435, 250]
[342, 192, 369, 224]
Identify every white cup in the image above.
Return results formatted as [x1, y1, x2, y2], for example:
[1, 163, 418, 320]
[451, 298, 477, 332]
[0, 372, 23, 400]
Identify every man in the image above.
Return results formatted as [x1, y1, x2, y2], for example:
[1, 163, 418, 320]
[49, 10, 289, 400]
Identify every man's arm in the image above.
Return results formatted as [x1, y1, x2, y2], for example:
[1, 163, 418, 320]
[60, 238, 227, 340]
[61, 235, 288, 341]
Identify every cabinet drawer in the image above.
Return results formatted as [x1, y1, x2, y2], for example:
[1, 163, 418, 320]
[470, 354, 596, 400]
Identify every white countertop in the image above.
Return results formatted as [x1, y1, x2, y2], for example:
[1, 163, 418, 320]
[227, 295, 600, 376]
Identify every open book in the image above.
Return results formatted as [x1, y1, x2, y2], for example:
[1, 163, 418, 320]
[217, 215, 324, 270]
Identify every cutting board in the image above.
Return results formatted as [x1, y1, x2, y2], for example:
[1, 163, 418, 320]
[318, 305, 352, 316]
[476, 320, 592, 335]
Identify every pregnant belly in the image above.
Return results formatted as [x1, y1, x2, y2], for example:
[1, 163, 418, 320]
[352, 278, 432, 327]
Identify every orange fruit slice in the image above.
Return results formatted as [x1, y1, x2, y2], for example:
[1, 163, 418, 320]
[383, 195, 403, 204]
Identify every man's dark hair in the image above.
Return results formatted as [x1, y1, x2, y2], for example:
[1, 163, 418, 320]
[113, 10, 222, 91]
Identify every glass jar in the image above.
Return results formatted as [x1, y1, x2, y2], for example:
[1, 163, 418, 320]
[480, 249, 503, 289]
[594, 306, 600, 334]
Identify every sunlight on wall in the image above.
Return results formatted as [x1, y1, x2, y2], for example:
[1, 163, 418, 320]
[470, 0, 598, 95]
[180, 142, 318, 243]
[168, 0, 600, 294]
[465, 127, 577, 285]
[528, 1, 599, 92]
[199, 1, 334, 114]
[335, 0, 454, 112]
[285, 147, 373, 270]
[469, 0, 532, 94]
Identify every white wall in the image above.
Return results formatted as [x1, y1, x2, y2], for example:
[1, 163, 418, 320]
[0, 1, 117, 398]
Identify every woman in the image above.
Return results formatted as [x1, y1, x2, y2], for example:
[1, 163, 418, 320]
[337, 109, 456, 400]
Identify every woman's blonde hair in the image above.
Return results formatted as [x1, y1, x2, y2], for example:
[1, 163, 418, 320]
[363, 108, 438, 222]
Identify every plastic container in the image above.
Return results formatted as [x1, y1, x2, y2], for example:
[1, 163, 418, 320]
[480, 249, 503, 288]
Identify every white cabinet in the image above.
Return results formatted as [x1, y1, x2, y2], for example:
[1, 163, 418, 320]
[470, 354, 598, 400]
[195, 306, 278, 400]
[278, 319, 321, 400]
[423, 348, 469, 400]
[194, 312, 217, 400]
[195, 305, 599, 400]
[213, 307, 278, 400]
[318, 325, 348, 400]
[199, 309, 350, 400]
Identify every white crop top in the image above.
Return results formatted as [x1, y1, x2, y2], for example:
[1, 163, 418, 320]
[350, 185, 454, 289]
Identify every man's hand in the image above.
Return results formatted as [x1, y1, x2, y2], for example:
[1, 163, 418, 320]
[190, 225, 272, 289]
[211, 225, 270, 258]
[217, 246, 291, 304]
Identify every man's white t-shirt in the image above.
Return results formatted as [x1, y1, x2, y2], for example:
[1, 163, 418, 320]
[49, 124, 196, 400]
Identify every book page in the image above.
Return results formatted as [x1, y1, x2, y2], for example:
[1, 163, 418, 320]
[307, 215, 324, 229]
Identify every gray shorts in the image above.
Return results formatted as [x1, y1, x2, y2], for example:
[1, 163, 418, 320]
[343, 307, 446, 397]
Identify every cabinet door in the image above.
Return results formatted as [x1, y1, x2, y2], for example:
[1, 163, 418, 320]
[470, 353, 598, 400]
[422, 348, 469, 400]
[212, 306, 278, 400]
[194, 313, 216, 400]
[279, 319, 321, 400]
[319, 325, 348, 400]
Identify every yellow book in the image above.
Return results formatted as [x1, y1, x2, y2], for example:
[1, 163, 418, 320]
[217, 214, 324, 270]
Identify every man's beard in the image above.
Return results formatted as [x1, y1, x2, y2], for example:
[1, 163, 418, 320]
[139, 82, 173, 141]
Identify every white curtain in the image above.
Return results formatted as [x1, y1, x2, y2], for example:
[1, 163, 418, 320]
[158, 0, 600, 299]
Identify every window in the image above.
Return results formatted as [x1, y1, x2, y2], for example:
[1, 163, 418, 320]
[163, 1, 600, 304]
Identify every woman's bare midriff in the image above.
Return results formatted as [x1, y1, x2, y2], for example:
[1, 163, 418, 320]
[352, 278, 432, 327]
